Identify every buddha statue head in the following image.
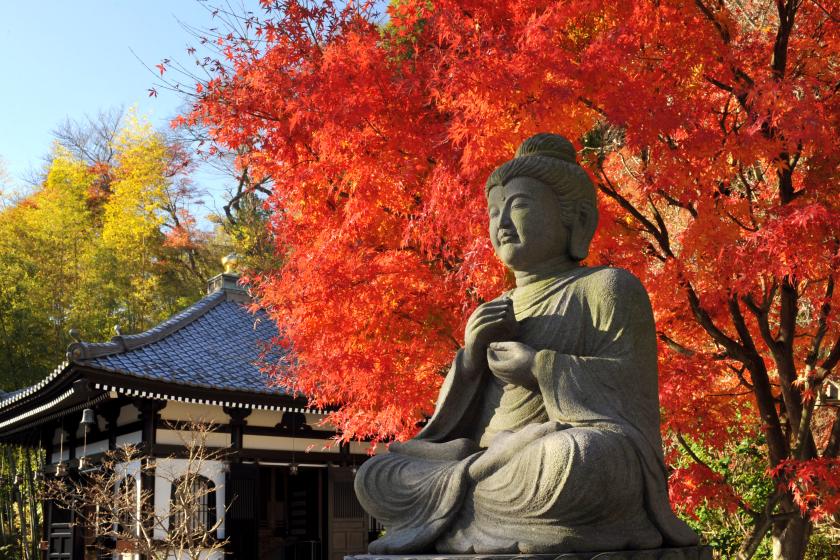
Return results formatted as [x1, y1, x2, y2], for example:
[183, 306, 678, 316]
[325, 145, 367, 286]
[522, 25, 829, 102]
[485, 133, 598, 272]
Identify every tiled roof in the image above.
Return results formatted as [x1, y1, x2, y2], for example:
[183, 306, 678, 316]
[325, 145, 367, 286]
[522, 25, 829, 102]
[70, 288, 285, 395]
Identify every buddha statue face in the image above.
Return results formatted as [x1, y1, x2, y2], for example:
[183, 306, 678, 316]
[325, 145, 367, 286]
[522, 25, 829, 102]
[487, 177, 571, 271]
[485, 134, 600, 271]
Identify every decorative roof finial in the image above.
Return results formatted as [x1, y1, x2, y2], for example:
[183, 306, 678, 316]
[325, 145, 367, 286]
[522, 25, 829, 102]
[207, 253, 247, 298]
[68, 329, 81, 343]
[114, 324, 123, 337]
[222, 253, 239, 274]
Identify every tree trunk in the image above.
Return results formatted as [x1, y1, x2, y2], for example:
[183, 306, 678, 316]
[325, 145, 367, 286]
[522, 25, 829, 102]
[771, 510, 812, 560]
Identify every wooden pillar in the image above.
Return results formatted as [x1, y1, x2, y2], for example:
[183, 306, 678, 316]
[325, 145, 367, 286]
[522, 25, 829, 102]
[223, 407, 252, 463]
[136, 398, 165, 555]
[40, 424, 53, 466]
[339, 441, 351, 466]
[66, 413, 78, 462]
[98, 401, 121, 451]
[136, 399, 165, 457]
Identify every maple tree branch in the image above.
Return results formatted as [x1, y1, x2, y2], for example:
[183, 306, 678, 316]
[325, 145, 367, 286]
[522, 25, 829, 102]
[694, 0, 732, 43]
[748, 278, 819, 460]
[727, 295, 791, 461]
[658, 332, 696, 356]
[577, 96, 607, 117]
[704, 73, 733, 92]
[776, 146, 803, 204]
[810, 0, 840, 22]
[728, 296, 762, 358]
[736, 167, 760, 230]
[794, 389, 822, 461]
[770, 279, 809, 450]
[617, 153, 642, 182]
[736, 492, 784, 560]
[740, 291, 797, 457]
[772, 0, 801, 81]
[824, 407, 840, 458]
[675, 432, 758, 517]
[708, 389, 753, 397]
[806, 277, 834, 370]
[685, 283, 747, 361]
[656, 189, 697, 217]
[728, 364, 755, 391]
[726, 209, 759, 232]
[821, 337, 840, 373]
[595, 168, 672, 258]
[684, 286, 788, 462]
[791, 279, 834, 460]
[647, 195, 671, 249]
[223, 165, 271, 226]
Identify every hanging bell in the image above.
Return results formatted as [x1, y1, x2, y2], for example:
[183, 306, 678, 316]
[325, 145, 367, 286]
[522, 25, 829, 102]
[55, 462, 68, 478]
[80, 408, 96, 430]
[289, 462, 299, 476]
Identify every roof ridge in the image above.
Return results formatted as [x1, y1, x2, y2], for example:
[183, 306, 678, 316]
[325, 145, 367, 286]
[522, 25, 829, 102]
[0, 360, 70, 409]
[66, 290, 227, 362]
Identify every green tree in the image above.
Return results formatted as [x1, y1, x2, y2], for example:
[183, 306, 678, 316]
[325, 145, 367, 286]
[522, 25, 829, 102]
[0, 113, 228, 390]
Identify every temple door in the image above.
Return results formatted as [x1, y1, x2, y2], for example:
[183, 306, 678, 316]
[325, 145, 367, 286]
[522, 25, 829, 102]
[45, 501, 74, 560]
[225, 462, 260, 559]
[327, 467, 367, 560]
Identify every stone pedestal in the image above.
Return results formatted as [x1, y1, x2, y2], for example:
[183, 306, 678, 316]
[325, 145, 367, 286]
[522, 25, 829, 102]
[346, 548, 713, 560]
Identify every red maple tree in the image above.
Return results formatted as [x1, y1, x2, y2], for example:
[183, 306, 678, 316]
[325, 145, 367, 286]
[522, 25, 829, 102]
[176, 1, 839, 557]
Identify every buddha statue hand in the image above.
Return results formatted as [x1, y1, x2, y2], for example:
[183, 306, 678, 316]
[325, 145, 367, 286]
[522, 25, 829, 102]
[463, 297, 518, 376]
[487, 341, 538, 391]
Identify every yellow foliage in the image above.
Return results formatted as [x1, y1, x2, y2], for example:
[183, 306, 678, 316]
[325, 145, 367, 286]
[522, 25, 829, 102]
[102, 115, 168, 256]
[0, 113, 226, 387]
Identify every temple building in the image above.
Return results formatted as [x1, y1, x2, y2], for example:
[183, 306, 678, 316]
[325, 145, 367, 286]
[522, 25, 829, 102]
[0, 262, 374, 560]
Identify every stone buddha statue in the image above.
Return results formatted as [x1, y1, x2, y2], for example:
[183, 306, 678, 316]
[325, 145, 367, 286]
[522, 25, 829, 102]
[354, 134, 700, 555]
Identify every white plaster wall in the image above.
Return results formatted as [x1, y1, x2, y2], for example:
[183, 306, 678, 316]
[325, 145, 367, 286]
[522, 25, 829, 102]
[303, 412, 327, 427]
[50, 427, 69, 462]
[152, 457, 226, 541]
[158, 402, 229, 425]
[49, 449, 69, 464]
[116, 431, 142, 447]
[76, 439, 109, 458]
[116, 404, 140, 427]
[107, 460, 224, 560]
[242, 409, 283, 427]
[350, 441, 384, 455]
[156, 429, 231, 448]
[242, 434, 340, 452]
[116, 460, 143, 533]
[114, 459, 143, 483]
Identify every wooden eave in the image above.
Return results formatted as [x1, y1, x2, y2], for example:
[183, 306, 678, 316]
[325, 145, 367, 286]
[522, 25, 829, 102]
[0, 364, 317, 441]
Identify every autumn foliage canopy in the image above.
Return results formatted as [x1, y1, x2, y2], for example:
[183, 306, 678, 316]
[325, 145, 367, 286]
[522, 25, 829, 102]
[180, 0, 838, 552]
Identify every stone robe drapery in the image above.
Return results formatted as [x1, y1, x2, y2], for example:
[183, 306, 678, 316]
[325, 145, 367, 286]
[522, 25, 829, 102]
[355, 266, 699, 554]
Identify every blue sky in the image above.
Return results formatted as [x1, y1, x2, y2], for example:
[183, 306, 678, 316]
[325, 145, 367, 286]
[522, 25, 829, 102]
[0, 1, 264, 219]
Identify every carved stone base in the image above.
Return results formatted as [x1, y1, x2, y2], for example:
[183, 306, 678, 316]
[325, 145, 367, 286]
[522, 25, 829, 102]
[346, 547, 713, 560]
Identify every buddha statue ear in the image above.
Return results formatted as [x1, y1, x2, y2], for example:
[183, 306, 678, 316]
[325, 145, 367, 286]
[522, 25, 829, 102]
[568, 200, 599, 261]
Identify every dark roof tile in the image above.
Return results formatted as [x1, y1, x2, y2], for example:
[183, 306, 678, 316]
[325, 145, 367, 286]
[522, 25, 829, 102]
[80, 292, 286, 395]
